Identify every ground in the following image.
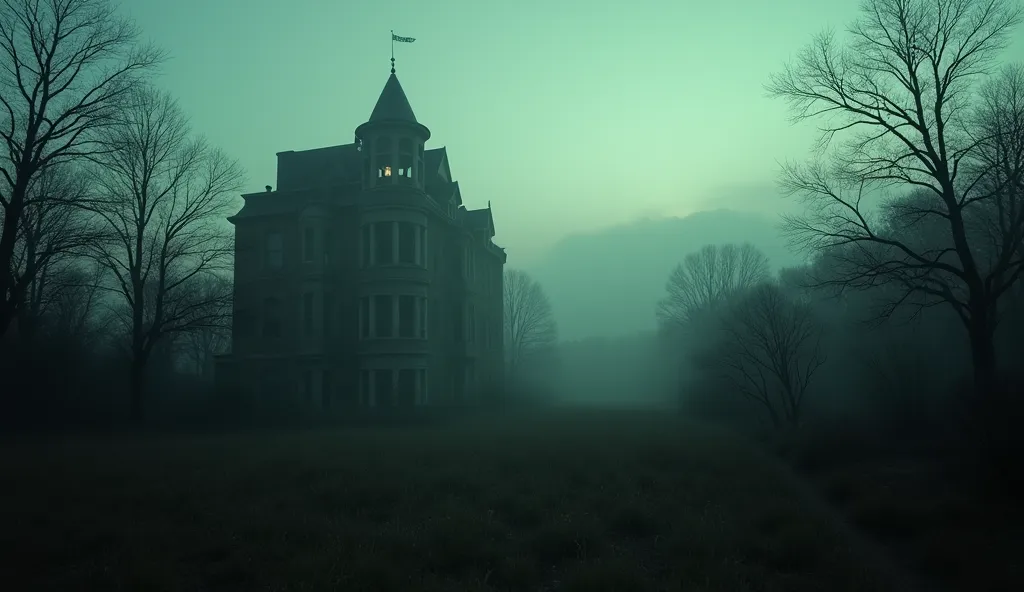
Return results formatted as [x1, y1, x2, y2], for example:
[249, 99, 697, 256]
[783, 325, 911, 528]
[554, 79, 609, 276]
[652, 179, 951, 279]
[0, 410, 949, 591]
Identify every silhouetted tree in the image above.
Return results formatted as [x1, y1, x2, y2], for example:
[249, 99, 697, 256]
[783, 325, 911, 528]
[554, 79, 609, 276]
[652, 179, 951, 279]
[179, 275, 232, 379]
[657, 243, 770, 329]
[0, 0, 163, 336]
[84, 85, 242, 421]
[767, 0, 1023, 407]
[713, 282, 827, 429]
[13, 165, 99, 342]
[503, 269, 557, 376]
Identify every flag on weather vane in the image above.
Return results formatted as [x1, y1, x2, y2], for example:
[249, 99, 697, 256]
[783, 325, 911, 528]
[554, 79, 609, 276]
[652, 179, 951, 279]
[390, 31, 415, 73]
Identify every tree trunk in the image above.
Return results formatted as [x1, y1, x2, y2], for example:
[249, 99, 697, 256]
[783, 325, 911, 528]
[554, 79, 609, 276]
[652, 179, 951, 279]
[129, 357, 145, 422]
[967, 303, 998, 403]
[0, 179, 30, 338]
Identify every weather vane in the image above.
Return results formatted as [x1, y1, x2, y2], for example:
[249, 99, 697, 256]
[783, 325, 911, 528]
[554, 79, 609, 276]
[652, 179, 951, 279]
[390, 30, 416, 74]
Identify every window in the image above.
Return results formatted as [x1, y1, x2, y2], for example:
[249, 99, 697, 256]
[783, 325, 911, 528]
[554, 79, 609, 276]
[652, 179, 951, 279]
[323, 292, 333, 337]
[398, 222, 416, 264]
[360, 225, 371, 267]
[374, 222, 394, 265]
[303, 227, 314, 262]
[359, 297, 370, 339]
[323, 229, 333, 265]
[359, 295, 427, 339]
[398, 138, 414, 180]
[265, 233, 283, 270]
[453, 302, 464, 343]
[398, 295, 416, 338]
[418, 297, 427, 338]
[420, 227, 428, 267]
[303, 292, 314, 336]
[373, 295, 393, 337]
[375, 136, 392, 180]
[398, 369, 416, 405]
[262, 297, 282, 338]
[361, 221, 426, 267]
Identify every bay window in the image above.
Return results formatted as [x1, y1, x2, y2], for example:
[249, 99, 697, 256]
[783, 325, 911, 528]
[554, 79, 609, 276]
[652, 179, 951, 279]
[358, 295, 429, 339]
[360, 221, 427, 267]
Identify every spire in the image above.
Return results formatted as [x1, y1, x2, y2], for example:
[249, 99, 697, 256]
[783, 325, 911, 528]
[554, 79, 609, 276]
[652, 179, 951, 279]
[368, 72, 419, 125]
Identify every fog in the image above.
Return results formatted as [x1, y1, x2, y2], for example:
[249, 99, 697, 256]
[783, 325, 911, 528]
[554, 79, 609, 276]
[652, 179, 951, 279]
[3, 0, 1024, 590]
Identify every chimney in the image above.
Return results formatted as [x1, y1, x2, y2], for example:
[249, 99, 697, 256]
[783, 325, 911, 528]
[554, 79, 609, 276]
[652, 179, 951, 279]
[265, 185, 272, 192]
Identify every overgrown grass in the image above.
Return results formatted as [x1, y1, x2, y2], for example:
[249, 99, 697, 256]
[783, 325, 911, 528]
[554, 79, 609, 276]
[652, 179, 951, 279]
[784, 419, 1024, 592]
[3, 409, 908, 591]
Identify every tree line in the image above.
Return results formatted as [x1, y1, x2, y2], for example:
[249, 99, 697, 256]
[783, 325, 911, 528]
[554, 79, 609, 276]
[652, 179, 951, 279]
[0, 0, 241, 423]
[659, 0, 1024, 481]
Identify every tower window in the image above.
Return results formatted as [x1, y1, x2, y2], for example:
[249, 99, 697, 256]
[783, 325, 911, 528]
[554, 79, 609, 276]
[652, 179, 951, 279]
[375, 136, 393, 181]
[399, 138, 414, 180]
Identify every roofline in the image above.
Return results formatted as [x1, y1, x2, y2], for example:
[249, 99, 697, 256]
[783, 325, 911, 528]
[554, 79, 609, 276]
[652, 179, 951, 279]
[354, 119, 431, 141]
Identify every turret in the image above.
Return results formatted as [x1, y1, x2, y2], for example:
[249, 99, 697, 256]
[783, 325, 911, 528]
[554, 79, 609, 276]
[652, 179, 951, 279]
[354, 72, 430, 191]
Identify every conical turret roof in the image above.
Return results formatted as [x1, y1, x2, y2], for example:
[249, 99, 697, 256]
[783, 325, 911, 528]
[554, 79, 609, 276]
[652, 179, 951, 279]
[368, 73, 418, 124]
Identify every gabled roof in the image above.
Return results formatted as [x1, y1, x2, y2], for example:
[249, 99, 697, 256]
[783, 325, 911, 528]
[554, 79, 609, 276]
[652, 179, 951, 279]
[463, 206, 495, 238]
[428, 180, 462, 208]
[368, 73, 419, 124]
[424, 147, 449, 183]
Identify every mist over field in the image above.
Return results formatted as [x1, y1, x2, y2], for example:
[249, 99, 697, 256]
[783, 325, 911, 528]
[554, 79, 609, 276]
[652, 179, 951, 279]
[3, 0, 1024, 590]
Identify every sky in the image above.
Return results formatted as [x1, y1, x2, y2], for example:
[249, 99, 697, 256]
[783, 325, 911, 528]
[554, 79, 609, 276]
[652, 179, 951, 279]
[124, 0, 1024, 267]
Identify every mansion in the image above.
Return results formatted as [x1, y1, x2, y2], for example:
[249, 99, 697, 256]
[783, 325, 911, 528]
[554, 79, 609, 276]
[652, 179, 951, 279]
[214, 69, 506, 408]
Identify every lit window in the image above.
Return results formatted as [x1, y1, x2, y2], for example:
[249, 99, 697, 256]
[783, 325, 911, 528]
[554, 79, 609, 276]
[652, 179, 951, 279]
[384, 166, 392, 177]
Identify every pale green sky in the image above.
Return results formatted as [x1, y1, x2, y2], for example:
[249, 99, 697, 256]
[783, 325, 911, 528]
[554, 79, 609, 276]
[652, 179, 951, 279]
[124, 0, 1024, 266]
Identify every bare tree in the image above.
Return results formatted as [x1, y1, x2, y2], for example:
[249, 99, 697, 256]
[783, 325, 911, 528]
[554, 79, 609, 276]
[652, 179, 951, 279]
[85, 85, 243, 421]
[12, 164, 99, 341]
[503, 269, 557, 375]
[766, 0, 1024, 402]
[0, 0, 163, 336]
[714, 283, 827, 429]
[179, 275, 232, 379]
[657, 243, 770, 328]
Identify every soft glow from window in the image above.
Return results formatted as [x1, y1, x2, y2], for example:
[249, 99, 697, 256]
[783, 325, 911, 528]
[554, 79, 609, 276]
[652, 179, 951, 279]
[384, 166, 392, 177]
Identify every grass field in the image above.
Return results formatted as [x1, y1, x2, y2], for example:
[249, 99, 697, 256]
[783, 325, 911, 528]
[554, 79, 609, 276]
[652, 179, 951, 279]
[3, 410, 922, 591]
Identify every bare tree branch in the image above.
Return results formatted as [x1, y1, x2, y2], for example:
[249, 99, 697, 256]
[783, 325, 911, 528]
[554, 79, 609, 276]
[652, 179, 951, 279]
[715, 282, 828, 429]
[0, 0, 164, 336]
[503, 268, 557, 376]
[767, 0, 1023, 398]
[82, 84, 243, 420]
[657, 243, 771, 329]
